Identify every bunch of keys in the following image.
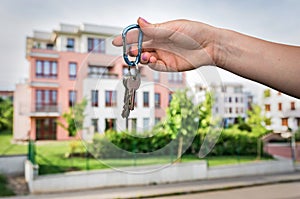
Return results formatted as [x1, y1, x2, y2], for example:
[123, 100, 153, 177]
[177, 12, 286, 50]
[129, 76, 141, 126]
[121, 24, 143, 129]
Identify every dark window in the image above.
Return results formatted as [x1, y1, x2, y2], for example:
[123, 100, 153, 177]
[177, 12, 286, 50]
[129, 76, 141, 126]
[36, 118, 57, 140]
[69, 90, 77, 107]
[229, 97, 232, 103]
[91, 90, 98, 107]
[88, 38, 105, 53]
[278, 103, 282, 111]
[105, 118, 116, 131]
[291, 102, 296, 110]
[282, 118, 288, 126]
[66, 38, 75, 51]
[105, 91, 117, 107]
[35, 60, 57, 78]
[155, 93, 161, 108]
[265, 104, 271, 112]
[69, 62, 77, 79]
[168, 92, 173, 106]
[143, 92, 149, 107]
[92, 119, 98, 132]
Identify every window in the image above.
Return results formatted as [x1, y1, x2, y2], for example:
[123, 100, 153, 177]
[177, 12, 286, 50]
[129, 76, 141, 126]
[235, 97, 238, 103]
[69, 62, 77, 79]
[265, 104, 271, 112]
[36, 60, 57, 78]
[36, 118, 57, 140]
[168, 73, 183, 83]
[35, 90, 57, 112]
[236, 107, 239, 114]
[130, 118, 137, 131]
[229, 107, 232, 113]
[291, 102, 295, 110]
[168, 92, 173, 106]
[66, 38, 75, 51]
[91, 119, 98, 132]
[278, 103, 282, 111]
[69, 90, 76, 107]
[153, 71, 160, 82]
[281, 118, 288, 126]
[143, 118, 150, 131]
[105, 118, 116, 131]
[229, 97, 232, 103]
[105, 91, 117, 107]
[143, 92, 149, 107]
[155, 117, 161, 124]
[91, 90, 98, 107]
[88, 66, 108, 76]
[155, 93, 161, 108]
[88, 38, 105, 53]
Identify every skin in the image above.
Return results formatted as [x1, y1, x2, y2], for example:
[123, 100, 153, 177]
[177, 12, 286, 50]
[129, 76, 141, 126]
[113, 17, 300, 98]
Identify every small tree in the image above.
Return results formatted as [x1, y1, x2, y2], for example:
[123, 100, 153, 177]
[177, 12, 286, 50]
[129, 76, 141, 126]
[57, 98, 87, 137]
[165, 89, 199, 160]
[0, 98, 13, 131]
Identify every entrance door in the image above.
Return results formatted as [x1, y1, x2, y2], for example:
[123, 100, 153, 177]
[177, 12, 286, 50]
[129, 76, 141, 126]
[36, 118, 57, 140]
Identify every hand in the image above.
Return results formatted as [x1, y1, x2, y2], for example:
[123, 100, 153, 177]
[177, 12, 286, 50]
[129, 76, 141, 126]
[112, 17, 219, 72]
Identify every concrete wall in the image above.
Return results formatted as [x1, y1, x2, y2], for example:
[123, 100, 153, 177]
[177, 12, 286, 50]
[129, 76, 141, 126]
[0, 155, 27, 176]
[207, 160, 294, 179]
[26, 161, 207, 193]
[25, 159, 295, 194]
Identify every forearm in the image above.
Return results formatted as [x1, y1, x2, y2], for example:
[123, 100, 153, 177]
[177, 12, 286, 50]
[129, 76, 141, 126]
[215, 28, 300, 98]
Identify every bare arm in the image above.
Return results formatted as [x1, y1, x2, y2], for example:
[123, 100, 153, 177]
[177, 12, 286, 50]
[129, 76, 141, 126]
[216, 29, 300, 98]
[113, 18, 300, 98]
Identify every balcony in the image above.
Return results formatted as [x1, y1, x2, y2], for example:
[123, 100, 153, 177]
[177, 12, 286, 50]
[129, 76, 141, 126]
[29, 48, 59, 59]
[88, 72, 118, 79]
[19, 103, 61, 117]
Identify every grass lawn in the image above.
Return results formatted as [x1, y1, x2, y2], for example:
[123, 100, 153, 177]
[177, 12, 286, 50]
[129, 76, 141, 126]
[0, 131, 27, 155]
[0, 131, 272, 175]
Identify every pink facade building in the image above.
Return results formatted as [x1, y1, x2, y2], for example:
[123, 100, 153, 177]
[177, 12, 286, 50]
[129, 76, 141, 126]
[13, 23, 186, 141]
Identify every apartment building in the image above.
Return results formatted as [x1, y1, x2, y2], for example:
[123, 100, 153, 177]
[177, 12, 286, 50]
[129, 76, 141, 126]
[13, 23, 186, 141]
[211, 83, 251, 127]
[263, 89, 300, 132]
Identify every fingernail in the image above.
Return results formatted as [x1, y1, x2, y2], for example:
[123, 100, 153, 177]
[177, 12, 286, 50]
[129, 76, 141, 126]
[142, 54, 148, 61]
[139, 17, 149, 24]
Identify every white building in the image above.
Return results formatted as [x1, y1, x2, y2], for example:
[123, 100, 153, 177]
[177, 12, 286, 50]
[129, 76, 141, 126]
[211, 83, 251, 127]
[262, 89, 300, 132]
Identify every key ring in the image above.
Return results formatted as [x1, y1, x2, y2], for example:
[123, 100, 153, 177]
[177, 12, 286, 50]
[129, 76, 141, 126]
[122, 24, 143, 67]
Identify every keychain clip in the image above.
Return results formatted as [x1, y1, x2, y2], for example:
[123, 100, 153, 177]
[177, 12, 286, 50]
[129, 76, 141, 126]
[122, 24, 143, 67]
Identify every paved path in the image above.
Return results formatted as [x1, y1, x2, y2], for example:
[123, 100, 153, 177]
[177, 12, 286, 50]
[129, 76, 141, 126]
[2, 172, 300, 199]
[155, 182, 300, 199]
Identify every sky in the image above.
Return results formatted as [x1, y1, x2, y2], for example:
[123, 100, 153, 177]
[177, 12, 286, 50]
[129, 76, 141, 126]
[1, 0, 300, 99]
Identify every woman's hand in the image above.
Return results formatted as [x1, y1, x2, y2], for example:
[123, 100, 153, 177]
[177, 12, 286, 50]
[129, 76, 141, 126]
[112, 17, 219, 72]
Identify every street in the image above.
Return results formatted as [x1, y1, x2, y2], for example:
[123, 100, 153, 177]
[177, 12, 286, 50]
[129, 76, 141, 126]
[155, 182, 300, 199]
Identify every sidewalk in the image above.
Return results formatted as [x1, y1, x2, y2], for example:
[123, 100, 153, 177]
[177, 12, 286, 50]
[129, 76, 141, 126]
[3, 171, 300, 199]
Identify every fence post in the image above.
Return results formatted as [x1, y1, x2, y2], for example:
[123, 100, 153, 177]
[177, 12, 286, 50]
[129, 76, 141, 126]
[28, 140, 36, 164]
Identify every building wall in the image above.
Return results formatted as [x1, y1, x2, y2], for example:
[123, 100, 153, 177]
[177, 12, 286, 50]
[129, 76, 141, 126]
[13, 83, 31, 140]
[263, 89, 300, 132]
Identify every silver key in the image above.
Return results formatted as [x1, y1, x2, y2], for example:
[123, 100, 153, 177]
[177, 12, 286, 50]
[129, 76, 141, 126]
[126, 73, 141, 111]
[121, 76, 130, 119]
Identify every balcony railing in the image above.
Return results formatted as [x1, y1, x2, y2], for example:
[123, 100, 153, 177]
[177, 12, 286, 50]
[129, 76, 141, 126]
[35, 103, 60, 113]
[88, 72, 119, 79]
[19, 102, 61, 117]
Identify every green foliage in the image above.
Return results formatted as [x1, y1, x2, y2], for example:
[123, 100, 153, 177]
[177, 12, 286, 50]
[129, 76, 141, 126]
[0, 174, 15, 196]
[57, 98, 87, 137]
[0, 98, 13, 131]
[245, 104, 269, 136]
[263, 89, 271, 98]
[237, 116, 252, 132]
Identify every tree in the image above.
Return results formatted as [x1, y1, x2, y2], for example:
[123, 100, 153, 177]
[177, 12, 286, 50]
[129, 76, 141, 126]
[0, 98, 13, 131]
[245, 104, 268, 136]
[57, 98, 87, 137]
[165, 89, 199, 160]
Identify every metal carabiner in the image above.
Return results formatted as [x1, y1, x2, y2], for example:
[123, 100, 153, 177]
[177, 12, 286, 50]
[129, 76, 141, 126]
[122, 24, 143, 67]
